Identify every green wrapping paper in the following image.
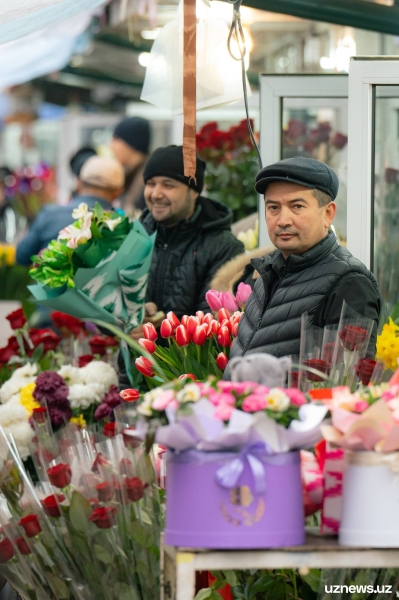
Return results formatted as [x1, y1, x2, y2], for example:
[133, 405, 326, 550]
[29, 220, 155, 333]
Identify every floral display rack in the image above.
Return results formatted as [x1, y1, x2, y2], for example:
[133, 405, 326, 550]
[161, 532, 399, 600]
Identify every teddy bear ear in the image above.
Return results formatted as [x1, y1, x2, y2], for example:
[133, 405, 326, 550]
[278, 356, 292, 371]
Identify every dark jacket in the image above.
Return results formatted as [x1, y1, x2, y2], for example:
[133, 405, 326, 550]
[229, 231, 381, 363]
[16, 195, 112, 266]
[140, 196, 244, 317]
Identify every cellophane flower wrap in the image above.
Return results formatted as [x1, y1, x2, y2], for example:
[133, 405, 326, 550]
[0, 413, 162, 600]
[28, 203, 155, 333]
[133, 377, 328, 454]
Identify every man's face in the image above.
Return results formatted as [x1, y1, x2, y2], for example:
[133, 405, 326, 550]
[264, 181, 336, 257]
[144, 176, 198, 227]
[109, 138, 144, 171]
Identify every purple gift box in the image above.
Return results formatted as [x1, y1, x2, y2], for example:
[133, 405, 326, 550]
[165, 449, 305, 549]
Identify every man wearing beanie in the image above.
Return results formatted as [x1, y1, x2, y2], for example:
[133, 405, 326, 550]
[16, 157, 124, 265]
[227, 156, 381, 370]
[110, 116, 151, 217]
[119, 145, 244, 387]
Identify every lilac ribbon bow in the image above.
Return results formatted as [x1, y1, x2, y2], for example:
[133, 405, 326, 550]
[215, 443, 267, 494]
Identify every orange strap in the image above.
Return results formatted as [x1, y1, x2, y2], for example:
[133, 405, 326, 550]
[183, 0, 197, 182]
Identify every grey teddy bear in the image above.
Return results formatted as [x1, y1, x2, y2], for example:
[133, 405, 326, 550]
[228, 353, 292, 388]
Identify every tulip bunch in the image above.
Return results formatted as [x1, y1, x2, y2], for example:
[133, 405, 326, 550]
[205, 282, 252, 312]
[135, 308, 243, 384]
[0, 414, 161, 600]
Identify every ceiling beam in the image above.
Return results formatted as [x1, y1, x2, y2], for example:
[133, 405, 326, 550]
[242, 0, 399, 36]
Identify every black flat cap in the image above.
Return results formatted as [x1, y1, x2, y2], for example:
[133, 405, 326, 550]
[255, 156, 339, 200]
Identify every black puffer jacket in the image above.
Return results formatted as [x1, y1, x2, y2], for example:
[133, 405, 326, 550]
[140, 196, 244, 317]
[229, 232, 381, 362]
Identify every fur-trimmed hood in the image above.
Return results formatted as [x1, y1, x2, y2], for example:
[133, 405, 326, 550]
[210, 246, 275, 293]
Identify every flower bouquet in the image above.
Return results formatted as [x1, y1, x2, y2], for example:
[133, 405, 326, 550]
[28, 202, 155, 333]
[0, 411, 162, 600]
[128, 376, 328, 548]
[134, 308, 243, 386]
[321, 379, 399, 546]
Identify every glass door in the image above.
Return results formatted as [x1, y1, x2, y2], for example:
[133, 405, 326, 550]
[259, 74, 348, 246]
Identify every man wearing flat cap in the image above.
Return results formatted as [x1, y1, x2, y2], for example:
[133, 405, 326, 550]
[229, 156, 381, 363]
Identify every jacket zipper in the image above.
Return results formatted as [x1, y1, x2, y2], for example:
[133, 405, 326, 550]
[154, 230, 178, 310]
[241, 262, 288, 354]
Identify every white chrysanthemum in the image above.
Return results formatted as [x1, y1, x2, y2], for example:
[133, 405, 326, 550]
[6, 421, 34, 460]
[67, 383, 103, 409]
[0, 364, 37, 404]
[265, 388, 290, 412]
[80, 361, 117, 391]
[0, 395, 29, 426]
[58, 365, 83, 386]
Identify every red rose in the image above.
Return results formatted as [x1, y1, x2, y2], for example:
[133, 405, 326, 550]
[91, 452, 111, 473]
[339, 326, 368, 351]
[7, 336, 19, 352]
[0, 538, 14, 563]
[6, 308, 26, 330]
[321, 342, 336, 364]
[95, 481, 114, 502]
[78, 354, 94, 367]
[291, 371, 299, 388]
[119, 388, 140, 402]
[103, 422, 116, 438]
[19, 514, 41, 538]
[15, 537, 31, 555]
[32, 407, 47, 424]
[30, 329, 61, 352]
[89, 335, 118, 356]
[89, 506, 117, 529]
[331, 132, 348, 150]
[47, 463, 72, 488]
[124, 477, 144, 502]
[355, 358, 377, 386]
[0, 345, 17, 363]
[41, 494, 65, 518]
[304, 359, 331, 382]
[122, 427, 141, 449]
[51, 312, 84, 337]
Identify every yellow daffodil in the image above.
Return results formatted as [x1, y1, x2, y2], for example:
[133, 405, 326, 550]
[376, 318, 399, 370]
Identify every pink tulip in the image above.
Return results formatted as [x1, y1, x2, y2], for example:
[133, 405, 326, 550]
[235, 282, 252, 307]
[205, 290, 223, 311]
[221, 292, 239, 312]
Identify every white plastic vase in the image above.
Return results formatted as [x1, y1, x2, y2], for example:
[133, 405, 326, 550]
[339, 451, 399, 547]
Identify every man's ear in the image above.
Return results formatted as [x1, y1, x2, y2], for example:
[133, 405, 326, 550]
[325, 201, 336, 226]
[190, 189, 200, 202]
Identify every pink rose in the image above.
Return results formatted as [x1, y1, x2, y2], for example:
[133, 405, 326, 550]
[353, 400, 369, 413]
[207, 392, 236, 406]
[242, 394, 267, 412]
[217, 381, 254, 394]
[285, 388, 307, 406]
[213, 404, 234, 421]
[152, 391, 178, 411]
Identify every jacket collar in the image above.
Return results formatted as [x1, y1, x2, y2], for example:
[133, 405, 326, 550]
[253, 230, 339, 275]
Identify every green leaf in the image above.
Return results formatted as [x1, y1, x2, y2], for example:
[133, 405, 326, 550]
[194, 589, 214, 600]
[30, 343, 44, 363]
[69, 491, 93, 534]
[224, 571, 239, 587]
[45, 572, 70, 599]
[131, 521, 148, 547]
[93, 543, 113, 564]
[303, 569, 321, 593]
[390, 300, 399, 324]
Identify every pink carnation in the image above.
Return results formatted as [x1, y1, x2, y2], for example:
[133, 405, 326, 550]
[285, 388, 307, 406]
[152, 391, 178, 411]
[381, 387, 399, 402]
[208, 392, 236, 406]
[242, 394, 267, 412]
[213, 404, 234, 421]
